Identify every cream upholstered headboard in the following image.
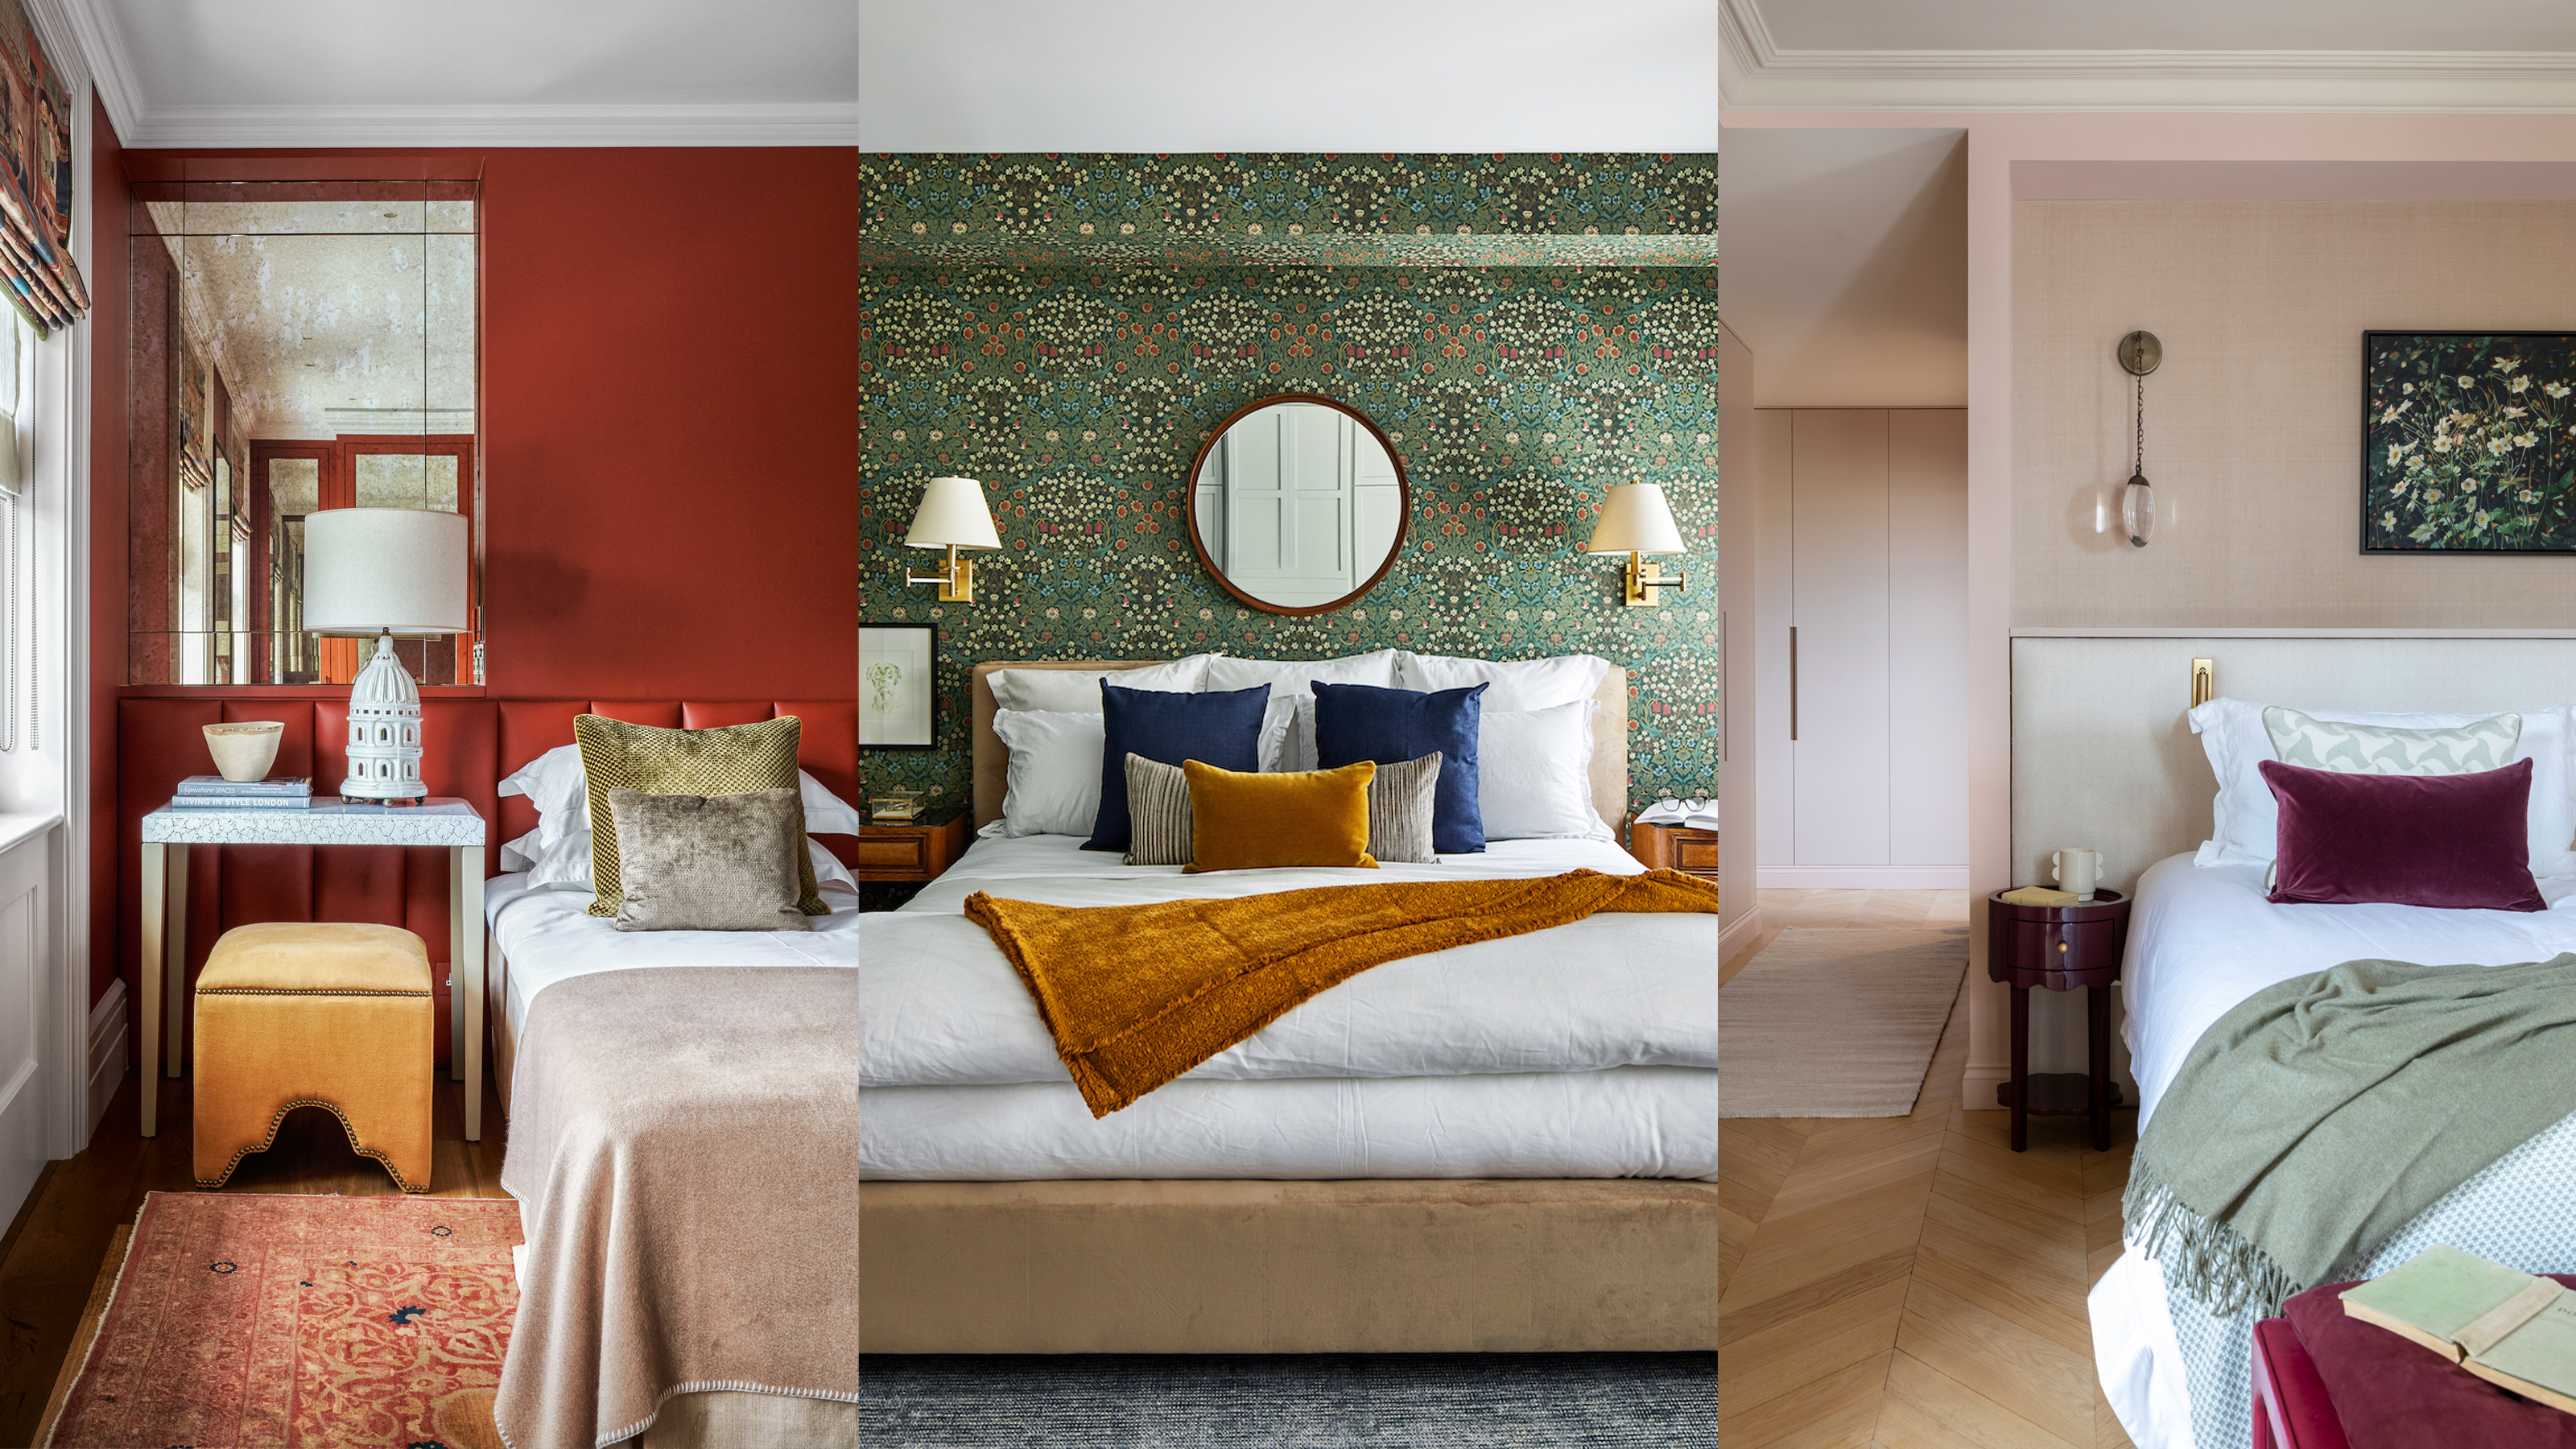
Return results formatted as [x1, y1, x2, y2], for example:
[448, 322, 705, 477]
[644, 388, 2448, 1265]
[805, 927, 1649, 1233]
[969, 659, 1630, 834]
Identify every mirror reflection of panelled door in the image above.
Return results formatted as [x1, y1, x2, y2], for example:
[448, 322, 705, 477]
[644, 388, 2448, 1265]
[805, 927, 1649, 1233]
[252, 436, 475, 686]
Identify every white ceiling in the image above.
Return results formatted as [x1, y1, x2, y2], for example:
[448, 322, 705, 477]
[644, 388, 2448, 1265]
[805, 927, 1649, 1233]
[1719, 127, 1966, 407]
[857, 0, 1719, 151]
[1724, 0, 2576, 112]
[74, 0, 857, 147]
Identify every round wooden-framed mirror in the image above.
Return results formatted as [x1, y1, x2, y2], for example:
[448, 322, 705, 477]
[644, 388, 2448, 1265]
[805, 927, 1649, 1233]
[1183, 394, 1410, 617]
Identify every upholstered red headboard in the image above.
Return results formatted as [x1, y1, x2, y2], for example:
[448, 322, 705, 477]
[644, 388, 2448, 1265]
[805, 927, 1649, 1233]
[114, 697, 857, 1066]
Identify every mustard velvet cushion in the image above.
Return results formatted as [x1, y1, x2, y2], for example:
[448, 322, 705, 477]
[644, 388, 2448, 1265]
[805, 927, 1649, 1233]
[1183, 759, 1377, 873]
[572, 713, 826, 919]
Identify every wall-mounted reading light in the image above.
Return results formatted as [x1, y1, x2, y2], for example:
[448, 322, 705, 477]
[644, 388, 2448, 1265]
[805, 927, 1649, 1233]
[1588, 482, 1690, 608]
[902, 476, 1001, 604]
[2118, 331, 2162, 548]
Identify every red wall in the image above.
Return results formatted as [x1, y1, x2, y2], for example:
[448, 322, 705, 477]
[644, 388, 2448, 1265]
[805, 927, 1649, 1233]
[89, 139, 860, 1004]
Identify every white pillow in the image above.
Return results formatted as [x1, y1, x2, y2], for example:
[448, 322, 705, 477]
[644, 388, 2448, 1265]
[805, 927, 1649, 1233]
[497, 742, 862, 836]
[1395, 651, 1612, 712]
[990, 708, 1106, 837]
[987, 654, 1216, 713]
[2190, 696, 2576, 878]
[1479, 700, 1612, 841]
[1203, 651, 1402, 772]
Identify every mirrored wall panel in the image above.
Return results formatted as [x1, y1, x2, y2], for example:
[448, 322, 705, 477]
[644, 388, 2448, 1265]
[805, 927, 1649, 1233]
[126, 180, 480, 684]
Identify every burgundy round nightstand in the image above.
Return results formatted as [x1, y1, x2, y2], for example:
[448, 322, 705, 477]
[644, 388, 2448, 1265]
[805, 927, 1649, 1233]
[1987, 888, 2130, 1152]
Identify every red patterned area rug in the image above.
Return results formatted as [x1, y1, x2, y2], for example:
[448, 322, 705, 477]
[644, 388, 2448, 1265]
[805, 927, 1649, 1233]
[41, 1191, 521, 1449]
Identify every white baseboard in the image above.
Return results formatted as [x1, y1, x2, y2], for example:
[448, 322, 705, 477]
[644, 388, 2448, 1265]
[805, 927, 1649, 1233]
[87, 978, 126, 1137]
[1961, 1063, 2008, 1113]
[1757, 865, 1971, 890]
[1718, 907, 1763, 966]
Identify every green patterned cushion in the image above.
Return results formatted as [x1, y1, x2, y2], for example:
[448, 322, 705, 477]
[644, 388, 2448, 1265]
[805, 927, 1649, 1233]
[572, 714, 826, 918]
[2262, 706, 2520, 776]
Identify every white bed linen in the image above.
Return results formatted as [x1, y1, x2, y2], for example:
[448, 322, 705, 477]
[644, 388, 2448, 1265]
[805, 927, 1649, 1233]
[861, 1067, 1719, 1181]
[487, 873, 860, 1038]
[2095, 851, 2576, 1448]
[862, 832, 1719, 1087]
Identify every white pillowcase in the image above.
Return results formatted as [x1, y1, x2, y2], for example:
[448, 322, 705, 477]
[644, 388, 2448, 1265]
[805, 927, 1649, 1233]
[987, 654, 1215, 714]
[1203, 651, 1402, 773]
[1478, 700, 1612, 841]
[1395, 651, 1612, 712]
[2190, 696, 2576, 878]
[990, 708, 1106, 837]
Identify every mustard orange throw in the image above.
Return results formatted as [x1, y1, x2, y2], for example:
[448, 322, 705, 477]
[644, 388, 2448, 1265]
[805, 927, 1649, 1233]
[963, 869, 1722, 1117]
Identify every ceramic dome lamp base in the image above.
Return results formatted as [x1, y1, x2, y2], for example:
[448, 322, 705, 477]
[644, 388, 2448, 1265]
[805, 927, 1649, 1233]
[340, 630, 428, 802]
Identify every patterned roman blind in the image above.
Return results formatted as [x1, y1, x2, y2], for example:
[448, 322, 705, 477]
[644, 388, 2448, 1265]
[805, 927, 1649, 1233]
[0, 1, 82, 336]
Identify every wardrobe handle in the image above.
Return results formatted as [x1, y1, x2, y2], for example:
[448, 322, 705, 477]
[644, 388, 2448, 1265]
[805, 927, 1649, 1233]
[1789, 627, 1798, 742]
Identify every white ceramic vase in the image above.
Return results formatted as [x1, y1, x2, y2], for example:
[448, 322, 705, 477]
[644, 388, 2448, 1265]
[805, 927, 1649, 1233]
[204, 722, 284, 783]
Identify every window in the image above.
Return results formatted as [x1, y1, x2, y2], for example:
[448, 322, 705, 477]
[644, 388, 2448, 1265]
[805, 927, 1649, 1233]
[0, 305, 29, 751]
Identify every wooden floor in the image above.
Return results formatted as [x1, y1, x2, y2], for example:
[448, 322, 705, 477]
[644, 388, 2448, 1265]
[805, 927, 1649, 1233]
[1721, 890, 2136, 1449]
[0, 1067, 507, 1447]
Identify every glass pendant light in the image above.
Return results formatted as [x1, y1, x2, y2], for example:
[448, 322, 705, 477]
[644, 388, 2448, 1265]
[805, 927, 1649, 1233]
[2118, 330, 2161, 548]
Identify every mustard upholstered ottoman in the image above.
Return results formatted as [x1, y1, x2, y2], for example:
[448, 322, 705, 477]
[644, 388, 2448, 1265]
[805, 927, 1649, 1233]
[193, 922, 436, 1193]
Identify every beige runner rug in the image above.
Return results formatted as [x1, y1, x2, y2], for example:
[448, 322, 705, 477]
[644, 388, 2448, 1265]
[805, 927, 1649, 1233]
[1720, 927, 1968, 1118]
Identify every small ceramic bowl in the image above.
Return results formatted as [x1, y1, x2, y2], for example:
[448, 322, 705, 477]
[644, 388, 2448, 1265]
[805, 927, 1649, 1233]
[204, 721, 285, 783]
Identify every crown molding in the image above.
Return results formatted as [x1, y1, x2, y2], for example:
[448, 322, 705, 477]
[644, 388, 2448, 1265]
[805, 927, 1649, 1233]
[51, 0, 142, 140]
[1720, 0, 2576, 114]
[115, 102, 858, 148]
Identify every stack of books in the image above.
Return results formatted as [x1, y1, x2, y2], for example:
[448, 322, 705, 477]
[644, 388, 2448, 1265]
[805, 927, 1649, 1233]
[171, 776, 313, 811]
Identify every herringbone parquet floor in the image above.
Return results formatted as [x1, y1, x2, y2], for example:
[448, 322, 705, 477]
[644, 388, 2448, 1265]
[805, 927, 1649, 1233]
[1720, 890, 2137, 1449]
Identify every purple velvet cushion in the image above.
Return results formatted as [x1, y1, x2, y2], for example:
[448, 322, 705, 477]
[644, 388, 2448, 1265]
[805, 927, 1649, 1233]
[2281, 1274, 2576, 1449]
[2261, 758, 2545, 911]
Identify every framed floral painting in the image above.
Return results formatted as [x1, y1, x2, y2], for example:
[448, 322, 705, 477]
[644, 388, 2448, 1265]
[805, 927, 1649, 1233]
[859, 622, 937, 749]
[2365, 332, 2576, 554]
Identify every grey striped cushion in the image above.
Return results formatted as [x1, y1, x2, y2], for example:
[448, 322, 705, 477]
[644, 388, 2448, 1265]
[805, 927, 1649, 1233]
[1123, 751, 1444, 866]
[1366, 752, 1443, 864]
[1122, 754, 1196, 865]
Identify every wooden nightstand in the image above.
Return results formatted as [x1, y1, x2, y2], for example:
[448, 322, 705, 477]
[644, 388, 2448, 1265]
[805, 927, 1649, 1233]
[1987, 887, 2129, 1153]
[1629, 819, 1719, 880]
[856, 807, 970, 882]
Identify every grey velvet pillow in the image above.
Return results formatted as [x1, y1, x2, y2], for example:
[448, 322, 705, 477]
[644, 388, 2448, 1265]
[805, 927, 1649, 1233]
[1365, 752, 1443, 864]
[1123, 751, 1442, 866]
[606, 786, 810, 931]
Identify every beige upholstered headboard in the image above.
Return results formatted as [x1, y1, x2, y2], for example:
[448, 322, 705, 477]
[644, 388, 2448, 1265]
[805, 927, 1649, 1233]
[969, 659, 1630, 835]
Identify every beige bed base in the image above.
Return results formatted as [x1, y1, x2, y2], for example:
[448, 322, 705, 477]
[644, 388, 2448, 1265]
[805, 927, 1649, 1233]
[855, 656, 1715, 1353]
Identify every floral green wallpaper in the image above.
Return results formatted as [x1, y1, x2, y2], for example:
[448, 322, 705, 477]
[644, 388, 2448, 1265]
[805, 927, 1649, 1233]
[859, 155, 1719, 824]
[860, 152, 1719, 268]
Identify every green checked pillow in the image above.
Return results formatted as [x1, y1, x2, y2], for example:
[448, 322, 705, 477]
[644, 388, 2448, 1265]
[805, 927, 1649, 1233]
[572, 714, 826, 918]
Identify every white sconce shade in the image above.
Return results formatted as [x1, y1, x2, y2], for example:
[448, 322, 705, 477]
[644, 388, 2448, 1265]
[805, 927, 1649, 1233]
[303, 508, 470, 636]
[906, 477, 1001, 550]
[1588, 483, 1688, 555]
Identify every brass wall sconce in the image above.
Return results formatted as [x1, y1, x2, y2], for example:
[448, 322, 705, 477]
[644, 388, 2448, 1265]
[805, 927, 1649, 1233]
[902, 476, 1001, 603]
[1588, 482, 1691, 608]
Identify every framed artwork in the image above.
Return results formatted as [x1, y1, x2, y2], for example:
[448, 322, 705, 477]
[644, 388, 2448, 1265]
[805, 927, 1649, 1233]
[2364, 331, 2576, 554]
[859, 623, 937, 749]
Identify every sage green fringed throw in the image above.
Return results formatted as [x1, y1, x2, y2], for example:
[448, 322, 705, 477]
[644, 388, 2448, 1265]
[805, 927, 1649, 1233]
[2124, 954, 2576, 1319]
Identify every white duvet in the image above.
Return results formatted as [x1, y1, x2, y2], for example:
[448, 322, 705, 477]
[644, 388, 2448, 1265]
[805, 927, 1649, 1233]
[861, 832, 1719, 1088]
[860, 831, 1719, 1181]
[2094, 852, 2576, 1449]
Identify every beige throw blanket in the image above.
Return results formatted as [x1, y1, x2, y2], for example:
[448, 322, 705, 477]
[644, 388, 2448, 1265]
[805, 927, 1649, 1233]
[497, 967, 857, 1449]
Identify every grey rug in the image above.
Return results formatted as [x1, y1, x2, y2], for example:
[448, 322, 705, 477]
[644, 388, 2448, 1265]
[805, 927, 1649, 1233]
[858, 1353, 1715, 1447]
[1720, 927, 1968, 1118]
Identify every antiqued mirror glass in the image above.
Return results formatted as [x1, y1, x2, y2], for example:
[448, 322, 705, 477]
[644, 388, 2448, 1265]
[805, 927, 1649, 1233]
[126, 179, 480, 684]
[1186, 395, 1409, 616]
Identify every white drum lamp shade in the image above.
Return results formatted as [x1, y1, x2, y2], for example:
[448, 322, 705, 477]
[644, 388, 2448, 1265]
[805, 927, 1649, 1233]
[302, 508, 469, 801]
[1587, 484, 1689, 555]
[303, 508, 472, 636]
[906, 477, 1001, 549]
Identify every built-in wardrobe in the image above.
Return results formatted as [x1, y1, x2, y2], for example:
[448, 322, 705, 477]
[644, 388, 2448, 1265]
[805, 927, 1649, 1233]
[1754, 408, 1968, 887]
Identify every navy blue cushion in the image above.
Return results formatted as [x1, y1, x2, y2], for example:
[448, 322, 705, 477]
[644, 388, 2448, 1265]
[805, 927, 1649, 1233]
[1313, 680, 1488, 854]
[1083, 681, 1272, 852]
